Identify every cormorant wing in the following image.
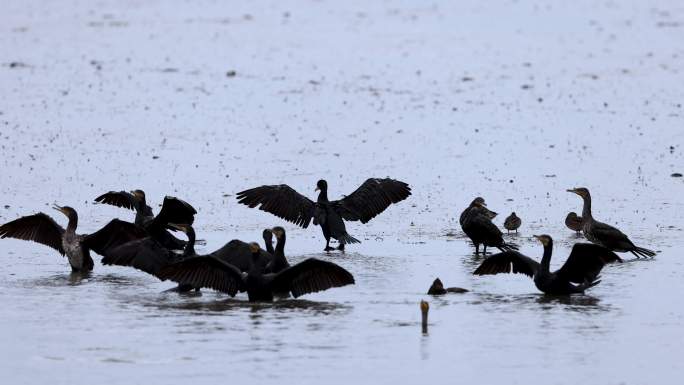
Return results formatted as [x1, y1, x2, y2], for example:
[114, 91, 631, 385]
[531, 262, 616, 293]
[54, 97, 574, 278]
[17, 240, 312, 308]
[157, 257, 245, 296]
[209, 239, 272, 272]
[556, 243, 622, 284]
[332, 178, 411, 223]
[236, 185, 316, 228]
[153, 196, 197, 226]
[101, 237, 177, 277]
[0, 213, 65, 255]
[473, 251, 539, 277]
[270, 258, 355, 298]
[82, 219, 148, 257]
[94, 191, 139, 211]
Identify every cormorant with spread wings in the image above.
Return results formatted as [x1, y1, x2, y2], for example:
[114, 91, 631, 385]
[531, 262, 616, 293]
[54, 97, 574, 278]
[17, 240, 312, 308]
[94, 189, 197, 250]
[236, 178, 411, 251]
[0, 205, 147, 272]
[473, 234, 621, 295]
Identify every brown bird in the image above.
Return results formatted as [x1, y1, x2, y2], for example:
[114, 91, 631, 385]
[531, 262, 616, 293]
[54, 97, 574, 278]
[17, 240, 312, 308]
[427, 278, 468, 295]
[504, 212, 521, 233]
[565, 212, 583, 235]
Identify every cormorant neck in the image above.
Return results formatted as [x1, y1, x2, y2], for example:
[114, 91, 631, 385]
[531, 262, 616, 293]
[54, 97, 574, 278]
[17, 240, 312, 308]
[540, 242, 553, 272]
[273, 234, 288, 270]
[317, 188, 328, 202]
[183, 228, 196, 256]
[66, 213, 78, 234]
[581, 195, 593, 221]
[264, 238, 274, 254]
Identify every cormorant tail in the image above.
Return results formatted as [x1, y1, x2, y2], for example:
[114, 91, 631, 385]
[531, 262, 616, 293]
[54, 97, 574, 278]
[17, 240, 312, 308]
[497, 242, 519, 252]
[338, 233, 361, 245]
[632, 246, 655, 258]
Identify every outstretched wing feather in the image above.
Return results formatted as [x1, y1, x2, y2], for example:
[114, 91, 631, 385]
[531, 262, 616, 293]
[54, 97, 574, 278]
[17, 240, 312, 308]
[157, 257, 244, 296]
[473, 251, 539, 277]
[0, 213, 65, 255]
[236, 185, 315, 228]
[333, 178, 411, 223]
[271, 258, 355, 298]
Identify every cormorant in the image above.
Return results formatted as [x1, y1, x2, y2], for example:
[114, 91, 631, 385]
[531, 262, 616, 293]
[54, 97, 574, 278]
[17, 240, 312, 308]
[462, 202, 518, 255]
[236, 178, 411, 251]
[158, 241, 355, 302]
[103, 225, 274, 281]
[473, 234, 622, 295]
[567, 187, 655, 258]
[94, 190, 197, 250]
[0, 205, 147, 272]
[565, 212, 583, 235]
[459, 197, 497, 226]
[504, 212, 521, 234]
[427, 278, 468, 295]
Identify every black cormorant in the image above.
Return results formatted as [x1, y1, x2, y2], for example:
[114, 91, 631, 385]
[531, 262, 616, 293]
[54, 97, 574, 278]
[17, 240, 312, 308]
[158, 241, 355, 302]
[462, 203, 518, 255]
[473, 234, 621, 295]
[567, 187, 655, 258]
[0, 205, 146, 272]
[427, 278, 468, 295]
[504, 212, 521, 234]
[94, 190, 196, 250]
[459, 197, 497, 226]
[236, 178, 411, 251]
[565, 212, 583, 235]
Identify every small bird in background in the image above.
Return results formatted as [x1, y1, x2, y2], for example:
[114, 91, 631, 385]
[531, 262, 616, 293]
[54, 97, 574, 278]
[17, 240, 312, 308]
[504, 212, 521, 234]
[565, 212, 583, 235]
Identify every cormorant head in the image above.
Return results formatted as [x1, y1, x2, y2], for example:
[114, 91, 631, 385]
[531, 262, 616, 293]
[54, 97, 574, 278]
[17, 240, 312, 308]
[53, 205, 77, 220]
[533, 234, 553, 247]
[130, 189, 146, 201]
[427, 278, 447, 295]
[567, 187, 590, 198]
[567, 212, 578, 219]
[510, 212, 517, 217]
[420, 300, 429, 314]
[471, 197, 486, 207]
[315, 179, 328, 192]
[249, 242, 261, 254]
[262, 229, 273, 243]
[271, 226, 286, 239]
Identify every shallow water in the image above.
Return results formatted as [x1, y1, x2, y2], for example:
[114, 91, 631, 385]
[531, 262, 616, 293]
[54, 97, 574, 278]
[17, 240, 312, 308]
[1, 1, 683, 384]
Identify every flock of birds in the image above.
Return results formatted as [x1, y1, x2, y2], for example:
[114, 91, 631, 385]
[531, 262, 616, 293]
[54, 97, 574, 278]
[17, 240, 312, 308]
[0, 178, 656, 301]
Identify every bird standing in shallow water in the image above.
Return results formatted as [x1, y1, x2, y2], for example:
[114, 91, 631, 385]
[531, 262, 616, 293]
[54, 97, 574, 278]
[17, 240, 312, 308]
[565, 212, 583, 235]
[0, 205, 146, 272]
[236, 178, 411, 252]
[504, 212, 521, 234]
[462, 202, 518, 255]
[473, 234, 621, 295]
[567, 187, 655, 258]
[459, 197, 497, 226]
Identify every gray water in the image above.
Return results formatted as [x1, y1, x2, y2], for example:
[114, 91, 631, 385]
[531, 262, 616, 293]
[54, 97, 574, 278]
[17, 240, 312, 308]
[1, 1, 683, 384]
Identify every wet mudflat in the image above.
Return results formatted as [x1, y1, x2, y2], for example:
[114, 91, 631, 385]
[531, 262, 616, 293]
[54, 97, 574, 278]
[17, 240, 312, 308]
[1, 1, 683, 384]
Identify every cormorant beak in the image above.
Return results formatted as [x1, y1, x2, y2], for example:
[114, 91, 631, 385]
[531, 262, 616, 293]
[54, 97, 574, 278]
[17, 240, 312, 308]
[270, 228, 281, 239]
[168, 223, 186, 232]
[567, 188, 578, 195]
[52, 204, 65, 214]
[315, 187, 320, 192]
